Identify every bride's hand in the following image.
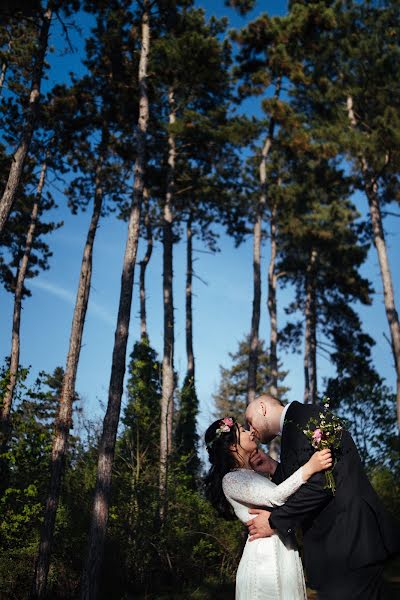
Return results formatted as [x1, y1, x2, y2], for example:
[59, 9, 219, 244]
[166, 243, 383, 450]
[302, 448, 333, 481]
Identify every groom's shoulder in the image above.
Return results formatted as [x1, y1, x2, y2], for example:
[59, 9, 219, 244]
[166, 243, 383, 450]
[286, 400, 322, 424]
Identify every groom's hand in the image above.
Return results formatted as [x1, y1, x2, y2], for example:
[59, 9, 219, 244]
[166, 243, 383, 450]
[246, 509, 276, 541]
[249, 448, 278, 475]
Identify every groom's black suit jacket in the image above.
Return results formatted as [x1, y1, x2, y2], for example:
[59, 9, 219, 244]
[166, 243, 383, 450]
[269, 401, 400, 588]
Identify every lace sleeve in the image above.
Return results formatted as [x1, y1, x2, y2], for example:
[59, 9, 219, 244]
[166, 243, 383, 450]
[222, 467, 306, 508]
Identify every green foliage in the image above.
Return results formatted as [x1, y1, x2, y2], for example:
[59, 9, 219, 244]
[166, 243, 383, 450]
[0, 339, 244, 599]
[275, 150, 374, 383]
[0, 364, 85, 599]
[225, 0, 256, 16]
[370, 466, 400, 522]
[213, 335, 288, 421]
[174, 375, 200, 484]
[102, 337, 162, 594]
[292, 0, 400, 203]
[91, 337, 243, 598]
[121, 335, 162, 458]
[1, 1, 400, 598]
[326, 378, 399, 473]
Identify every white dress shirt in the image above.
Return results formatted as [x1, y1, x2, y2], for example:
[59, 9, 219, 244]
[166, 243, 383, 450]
[278, 402, 292, 435]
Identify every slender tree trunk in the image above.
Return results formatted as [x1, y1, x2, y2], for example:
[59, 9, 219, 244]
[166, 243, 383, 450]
[186, 215, 194, 381]
[247, 203, 262, 405]
[304, 248, 318, 404]
[262, 87, 280, 462]
[304, 327, 310, 404]
[347, 95, 400, 432]
[247, 121, 276, 405]
[267, 200, 280, 460]
[0, 157, 47, 457]
[81, 4, 150, 597]
[309, 276, 317, 404]
[0, 7, 52, 235]
[31, 139, 107, 600]
[366, 184, 400, 428]
[0, 39, 11, 96]
[139, 187, 153, 340]
[0, 61, 7, 95]
[247, 81, 280, 406]
[268, 201, 278, 397]
[159, 88, 176, 522]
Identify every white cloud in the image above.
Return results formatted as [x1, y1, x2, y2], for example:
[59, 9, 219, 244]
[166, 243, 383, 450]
[30, 279, 115, 327]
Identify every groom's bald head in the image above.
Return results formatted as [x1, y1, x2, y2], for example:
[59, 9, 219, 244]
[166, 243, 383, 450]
[255, 393, 284, 407]
[245, 394, 284, 443]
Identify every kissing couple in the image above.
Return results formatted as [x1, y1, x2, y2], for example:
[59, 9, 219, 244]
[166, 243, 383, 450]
[204, 394, 400, 600]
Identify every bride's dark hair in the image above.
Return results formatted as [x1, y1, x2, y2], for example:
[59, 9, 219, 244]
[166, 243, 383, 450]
[204, 418, 244, 520]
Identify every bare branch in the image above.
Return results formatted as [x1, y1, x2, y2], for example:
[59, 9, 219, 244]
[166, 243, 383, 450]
[193, 248, 215, 255]
[54, 12, 76, 54]
[193, 272, 209, 286]
[175, 185, 195, 196]
[382, 210, 400, 218]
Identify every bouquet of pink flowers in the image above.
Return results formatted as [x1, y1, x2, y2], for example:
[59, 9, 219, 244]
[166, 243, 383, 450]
[302, 397, 343, 494]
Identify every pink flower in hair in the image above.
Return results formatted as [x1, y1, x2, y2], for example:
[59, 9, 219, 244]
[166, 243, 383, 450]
[206, 416, 236, 448]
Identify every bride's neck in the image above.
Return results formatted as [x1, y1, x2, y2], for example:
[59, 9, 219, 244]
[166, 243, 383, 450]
[236, 451, 252, 470]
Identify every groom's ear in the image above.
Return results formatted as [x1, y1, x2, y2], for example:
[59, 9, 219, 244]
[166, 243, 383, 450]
[259, 401, 267, 417]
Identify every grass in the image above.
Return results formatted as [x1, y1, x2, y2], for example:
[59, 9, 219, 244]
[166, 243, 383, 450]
[133, 558, 400, 600]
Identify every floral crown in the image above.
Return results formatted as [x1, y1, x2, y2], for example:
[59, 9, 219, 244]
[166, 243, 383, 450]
[206, 417, 236, 449]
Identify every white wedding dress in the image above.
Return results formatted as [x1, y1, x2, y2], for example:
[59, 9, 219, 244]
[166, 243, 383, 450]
[222, 467, 308, 600]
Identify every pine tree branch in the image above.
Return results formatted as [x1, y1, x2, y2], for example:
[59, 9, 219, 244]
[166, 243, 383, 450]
[175, 185, 194, 196]
[318, 339, 337, 351]
[383, 332, 395, 360]
[54, 12, 75, 54]
[382, 210, 400, 218]
[193, 248, 215, 255]
[193, 272, 208, 286]
[316, 349, 331, 362]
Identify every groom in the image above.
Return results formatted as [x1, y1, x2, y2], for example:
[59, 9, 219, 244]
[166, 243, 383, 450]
[245, 394, 400, 600]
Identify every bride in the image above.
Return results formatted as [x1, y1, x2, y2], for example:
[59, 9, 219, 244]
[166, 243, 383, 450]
[204, 416, 332, 600]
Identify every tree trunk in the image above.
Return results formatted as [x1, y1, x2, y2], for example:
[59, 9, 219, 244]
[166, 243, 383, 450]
[0, 60, 7, 95]
[247, 80, 281, 406]
[159, 88, 176, 522]
[0, 157, 47, 457]
[139, 187, 153, 340]
[31, 140, 107, 600]
[268, 200, 278, 397]
[304, 248, 318, 404]
[186, 215, 194, 381]
[0, 6, 52, 235]
[80, 4, 150, 597]
[309, 274, 317, 404]
[266, 200, 280, 460]
[304, 326, 310, 404]
[347, 95, 400, 432]
[247, 204, 262, 406]
[247, 119, 276, 405]
[366, 184, 400, 430]
[0, 39, 11, 96]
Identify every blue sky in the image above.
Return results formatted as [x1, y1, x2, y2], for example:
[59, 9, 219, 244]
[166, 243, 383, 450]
[0, 0, 399, 446]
